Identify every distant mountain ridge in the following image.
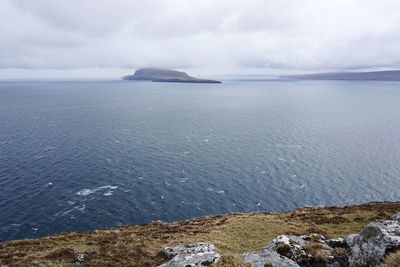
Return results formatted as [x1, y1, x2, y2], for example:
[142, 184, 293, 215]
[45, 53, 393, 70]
[281, 70, 400, 81]
[123, 68, 221, 83]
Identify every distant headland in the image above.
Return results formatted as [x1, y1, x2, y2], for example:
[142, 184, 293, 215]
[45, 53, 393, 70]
[123, 68, 222, 83]
[281, 70, 400, 81]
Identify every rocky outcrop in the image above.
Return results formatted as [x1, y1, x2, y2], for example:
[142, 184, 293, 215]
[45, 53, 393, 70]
[267, 234, 335, 264]
[242, 233, 346, 267]
[156, 210, 400, 267]
[266, 235, 310, 263]
[242, 216, 400, 267]
[123, 68, 221, 83]
[243, 249, 300, 267]
[159, 242, 220, 267]
[261, 234, 342, 266]
[346, 220, 400, 266]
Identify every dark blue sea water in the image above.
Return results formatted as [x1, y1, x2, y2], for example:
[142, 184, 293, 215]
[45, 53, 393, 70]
[1, 80, 400, 241]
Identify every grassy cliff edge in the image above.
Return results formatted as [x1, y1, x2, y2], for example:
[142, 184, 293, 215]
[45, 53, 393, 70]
[1, 201, 400, 266]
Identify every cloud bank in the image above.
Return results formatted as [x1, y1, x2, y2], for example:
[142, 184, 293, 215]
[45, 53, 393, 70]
[1, 0, 400, 76]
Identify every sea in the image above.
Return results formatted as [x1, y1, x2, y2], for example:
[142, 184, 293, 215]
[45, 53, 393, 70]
[1, 79, 400, 241]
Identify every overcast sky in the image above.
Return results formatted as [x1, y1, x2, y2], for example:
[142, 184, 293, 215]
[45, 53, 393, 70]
[1, 0, 400, 78]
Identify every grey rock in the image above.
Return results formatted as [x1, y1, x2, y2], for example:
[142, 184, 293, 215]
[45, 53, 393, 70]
[243, 249, 300, 267]
[74, 252, 88, 265]
[300, 233, 326, 242]
[160, 242, 220, 267]
[161, 253, 219, 267]
[265, 234, 336, 265]
[326, 238, 346, 248]
[266, 235, 309, 262]
[390, 211, 400, 221]
[162, 242, 217, 258]
[346, 220, 400, 266]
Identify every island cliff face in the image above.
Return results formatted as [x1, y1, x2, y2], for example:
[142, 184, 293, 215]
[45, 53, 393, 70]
[123, 68, 221, 83]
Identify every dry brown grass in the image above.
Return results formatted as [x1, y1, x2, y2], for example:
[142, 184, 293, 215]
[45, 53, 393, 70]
[0, 201, 399, 267]
[303, 242, 328, 263]
[215, 254, 251, 267]
[379, 250, 400, 267]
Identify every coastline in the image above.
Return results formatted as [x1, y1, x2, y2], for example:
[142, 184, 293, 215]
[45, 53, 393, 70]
[1, 201, 399, 266]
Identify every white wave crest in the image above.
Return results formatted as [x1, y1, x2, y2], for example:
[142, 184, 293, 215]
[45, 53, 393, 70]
[77, 185, 118, 196]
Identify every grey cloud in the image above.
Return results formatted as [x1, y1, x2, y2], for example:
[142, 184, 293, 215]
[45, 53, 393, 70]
[1, 0, 400, 74]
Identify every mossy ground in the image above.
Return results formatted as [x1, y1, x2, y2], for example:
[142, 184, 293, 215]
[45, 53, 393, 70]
[1, 201, 399, 267]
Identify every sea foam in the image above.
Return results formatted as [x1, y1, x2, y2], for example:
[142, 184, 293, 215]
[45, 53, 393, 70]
[77, 185, 118, 196]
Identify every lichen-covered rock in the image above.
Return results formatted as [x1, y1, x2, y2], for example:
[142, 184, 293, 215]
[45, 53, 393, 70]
[161, 253, 219, 267]
[243, 249, 300, 267]
[266, 235, 309, 262]
[346, 220, 400, 266]
[265, 234, 335, 265]
[160, 242, 220, 267]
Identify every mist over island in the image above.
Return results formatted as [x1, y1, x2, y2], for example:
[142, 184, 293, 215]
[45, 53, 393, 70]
[123, 68, 221, 83]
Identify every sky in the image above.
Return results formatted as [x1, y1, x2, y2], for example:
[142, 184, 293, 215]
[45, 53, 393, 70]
[1, 0, 400, 79]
